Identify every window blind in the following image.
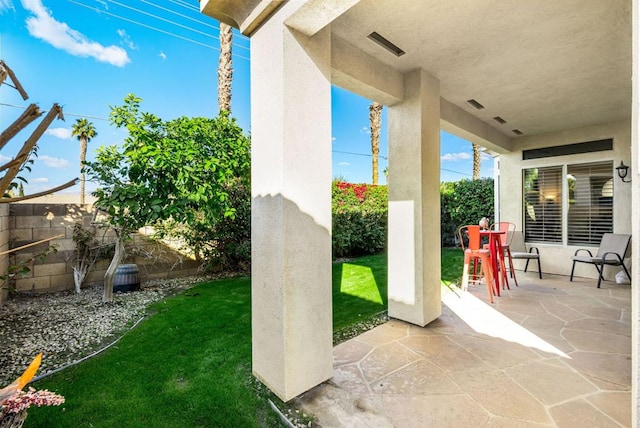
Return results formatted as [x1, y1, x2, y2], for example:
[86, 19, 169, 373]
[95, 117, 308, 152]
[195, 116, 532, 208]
[567, 162, 613, 245]
[523, 166, 563, 243]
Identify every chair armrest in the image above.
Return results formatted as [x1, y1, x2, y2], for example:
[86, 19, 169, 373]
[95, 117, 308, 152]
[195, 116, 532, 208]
[601, 251, 624, 264]
[573, 248, 593, 257]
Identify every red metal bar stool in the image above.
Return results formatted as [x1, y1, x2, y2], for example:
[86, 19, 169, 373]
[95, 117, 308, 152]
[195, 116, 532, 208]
[458, 225, 496, 303]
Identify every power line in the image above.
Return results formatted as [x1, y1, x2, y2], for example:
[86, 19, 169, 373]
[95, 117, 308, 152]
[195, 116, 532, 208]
[103, 0, 249, 52]
[333, 150, 388, 160]
[0, 102, 109, 121]
[441, 167, 472, 177]
[68, 0, 251, 61]
[141, 0, 251, 42]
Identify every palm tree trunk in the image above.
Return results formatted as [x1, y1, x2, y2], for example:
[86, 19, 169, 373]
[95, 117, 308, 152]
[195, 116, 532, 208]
[472, 143, 481, 180]
[80, 137, 87, 204]
[369, 102, 382, 185]
[218, 23, 233, 114]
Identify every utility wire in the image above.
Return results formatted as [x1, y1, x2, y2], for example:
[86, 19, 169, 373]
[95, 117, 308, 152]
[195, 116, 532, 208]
[68, 0, 251, 61]
[0, 102, 109, 121]
[103, 0, 249, 51]
[140, 0, 251, 42]
[333, 149, 388, 160]
[441, 167, 472, 177]
[1, 104, 475, 177]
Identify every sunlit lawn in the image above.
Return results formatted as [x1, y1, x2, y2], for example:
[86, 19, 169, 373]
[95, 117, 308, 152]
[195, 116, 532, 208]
[26, 248, 463, 427]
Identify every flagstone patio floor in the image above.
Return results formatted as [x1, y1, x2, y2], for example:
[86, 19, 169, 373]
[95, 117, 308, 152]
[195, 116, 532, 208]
[297, 271, 632, 427]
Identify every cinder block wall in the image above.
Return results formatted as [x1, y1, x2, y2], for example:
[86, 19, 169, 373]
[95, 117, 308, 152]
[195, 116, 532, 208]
[0, 204, 10, 305]
[8, 203, 201, 294]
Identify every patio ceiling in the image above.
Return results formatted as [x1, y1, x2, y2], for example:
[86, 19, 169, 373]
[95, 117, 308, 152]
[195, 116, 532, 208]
[202, 0, 632, 148]
[329, 0, 631, 140]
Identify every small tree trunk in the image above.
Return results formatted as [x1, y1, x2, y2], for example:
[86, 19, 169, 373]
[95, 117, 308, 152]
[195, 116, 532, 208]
[73, 266, 86, 294]
[103, 233, 124, 303]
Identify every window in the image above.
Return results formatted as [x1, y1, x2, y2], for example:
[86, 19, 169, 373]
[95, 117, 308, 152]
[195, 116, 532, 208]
[567, 163, 613, 245]
[523, 161, 613, 245]
[524, 167, 563, 243]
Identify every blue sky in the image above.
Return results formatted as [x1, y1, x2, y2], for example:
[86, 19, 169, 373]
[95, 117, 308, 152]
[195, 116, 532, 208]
[0, 0, 491, 196]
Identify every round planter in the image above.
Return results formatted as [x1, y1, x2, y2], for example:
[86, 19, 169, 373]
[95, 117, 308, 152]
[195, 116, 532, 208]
[113, 264, 140, 293]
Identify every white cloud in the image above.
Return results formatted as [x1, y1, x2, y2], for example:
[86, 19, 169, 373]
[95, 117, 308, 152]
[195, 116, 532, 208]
[31, 177, 49, 183]
[441, 152, 472, 161]
[331, 136, 336, 142]
[0, 154, 11, 163]
[159, 51, 167, 60]
[22, 0, 130, 67]
[360, 126, 371, 134]
[46, 127, 72, 139]
[338, 162, 350, 166]
[117, 29, 136, 50]
[38, 155, 69, 168]
[0, 0, 15, 13]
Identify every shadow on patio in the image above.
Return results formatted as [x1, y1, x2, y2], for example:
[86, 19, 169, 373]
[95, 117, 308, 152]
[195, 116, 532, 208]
[297, 271, 631, 427]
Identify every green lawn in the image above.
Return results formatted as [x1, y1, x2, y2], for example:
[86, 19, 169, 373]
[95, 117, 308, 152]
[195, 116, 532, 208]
[26, 249, 463, 427]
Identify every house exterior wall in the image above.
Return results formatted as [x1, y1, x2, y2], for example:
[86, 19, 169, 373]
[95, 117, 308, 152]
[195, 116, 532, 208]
[499, 119, 632, 279]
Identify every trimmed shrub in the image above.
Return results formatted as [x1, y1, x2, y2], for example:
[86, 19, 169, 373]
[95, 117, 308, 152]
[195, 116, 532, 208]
[440, 178, 494, 246]
[332, 181, 387, 258]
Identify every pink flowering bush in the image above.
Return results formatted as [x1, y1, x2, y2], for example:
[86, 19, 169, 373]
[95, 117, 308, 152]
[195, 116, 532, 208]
[1, 387, 65, 414]
[332, 181, 388, 258]
[0, 354, 65, 426]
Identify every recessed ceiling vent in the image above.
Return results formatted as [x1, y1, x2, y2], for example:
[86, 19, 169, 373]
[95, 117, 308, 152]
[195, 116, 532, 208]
[493, 116, 507, 124]
[367, 32, 405, 57]
[466, 99, 484, 110]
[512, 129, 524, 135]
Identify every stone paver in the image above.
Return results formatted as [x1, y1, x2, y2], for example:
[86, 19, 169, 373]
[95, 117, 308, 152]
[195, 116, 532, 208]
[297, 272, 632, 427]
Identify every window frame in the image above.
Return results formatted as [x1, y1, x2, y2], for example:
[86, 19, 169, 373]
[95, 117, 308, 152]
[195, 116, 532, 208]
[522, 160, 614, 246]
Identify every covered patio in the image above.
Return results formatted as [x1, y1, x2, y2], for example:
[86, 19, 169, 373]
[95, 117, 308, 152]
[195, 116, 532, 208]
[199, 0, 638, 424]
[299, 271, 632, 426]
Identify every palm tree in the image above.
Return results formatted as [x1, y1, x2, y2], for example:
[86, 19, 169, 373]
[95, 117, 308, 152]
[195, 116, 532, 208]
[71, 118, 97, 204]
[369, 102, 383, 184]
[472, 143, 481, 180]
[218, 22, 233, 114]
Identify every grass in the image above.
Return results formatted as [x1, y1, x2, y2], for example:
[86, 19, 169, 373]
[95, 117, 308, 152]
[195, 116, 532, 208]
[25, 249, 463, 427]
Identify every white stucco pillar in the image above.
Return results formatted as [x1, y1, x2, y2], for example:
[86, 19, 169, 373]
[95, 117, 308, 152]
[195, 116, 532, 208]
[387, 69, 442, 326]
[631, 0, 639, 425]
[250, 8, 333, 402]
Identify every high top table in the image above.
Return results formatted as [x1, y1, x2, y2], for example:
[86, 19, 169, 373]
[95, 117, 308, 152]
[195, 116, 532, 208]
[479, 230, 509, 296]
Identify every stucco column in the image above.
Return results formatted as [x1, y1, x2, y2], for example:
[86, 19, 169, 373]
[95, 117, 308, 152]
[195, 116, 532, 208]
[387, 69, 442, 326]
[631, 0, 639, 425]
[250, 8, 333, 402]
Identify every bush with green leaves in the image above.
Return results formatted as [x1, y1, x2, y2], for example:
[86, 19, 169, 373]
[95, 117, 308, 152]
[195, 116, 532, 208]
[84, 94, 250, 300]
[332, 181, 387, 258]
[440, 178, 494, 246]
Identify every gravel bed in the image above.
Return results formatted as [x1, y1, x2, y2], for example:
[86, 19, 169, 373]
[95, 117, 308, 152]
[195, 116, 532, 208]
[0, 275, 210, 386]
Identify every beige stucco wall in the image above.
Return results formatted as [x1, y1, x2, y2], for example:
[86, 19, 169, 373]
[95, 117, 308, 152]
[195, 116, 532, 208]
[499, 119, 632, 279]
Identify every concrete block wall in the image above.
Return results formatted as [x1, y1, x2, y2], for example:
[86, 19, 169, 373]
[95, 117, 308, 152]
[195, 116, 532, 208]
[7, 203, 201, 294]
[0, 204, 10, 305]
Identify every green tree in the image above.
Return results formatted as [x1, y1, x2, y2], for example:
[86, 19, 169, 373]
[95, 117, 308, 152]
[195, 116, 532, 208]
[84, 94, 250, 301]
[71, 118, 97, 204]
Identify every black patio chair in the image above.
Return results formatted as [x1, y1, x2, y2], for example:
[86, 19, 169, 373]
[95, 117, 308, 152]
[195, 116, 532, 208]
[570, 233, 631, 288]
